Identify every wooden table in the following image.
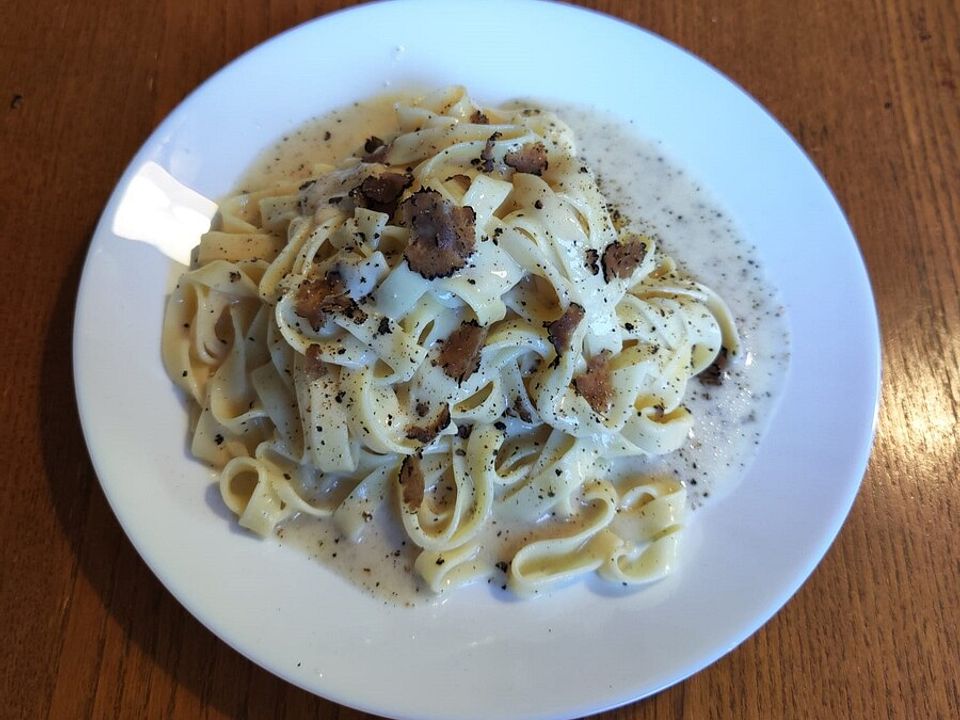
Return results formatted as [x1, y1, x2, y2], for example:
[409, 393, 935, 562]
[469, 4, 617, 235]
[3, 1, 957, 718]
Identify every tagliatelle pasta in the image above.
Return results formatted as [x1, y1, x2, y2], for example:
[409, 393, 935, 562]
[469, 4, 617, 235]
[162, 87, 739, 597]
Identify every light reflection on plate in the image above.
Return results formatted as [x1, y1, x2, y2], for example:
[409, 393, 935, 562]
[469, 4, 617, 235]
[73, 2, 880, 719]
[112, 162, 216, 264]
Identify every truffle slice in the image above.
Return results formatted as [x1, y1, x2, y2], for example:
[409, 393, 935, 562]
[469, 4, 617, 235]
[509, 395, 534, 423]
[573, 350, 613, 414]
[304, 344, 326, 379]
[294, 270, 367, 331]
[584, 248, 600, 276]
[398, 455, 424, 511]
[438, 320, 488, 384]
[601, 238, 648, 282]
[546, 303, 585, 358]
[362, 136, 390, 163]
[399, 189, 477, 279]
[504, 142, 548, 175]
[406, 404, 452, 444]
[479, 131, 501, 173]
[698, 347, 729, 386]
[353, 172, 412, 216]
[445, 174, 472, 188]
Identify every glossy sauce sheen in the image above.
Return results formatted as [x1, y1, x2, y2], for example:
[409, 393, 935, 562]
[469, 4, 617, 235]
[240, 94, 789, 604]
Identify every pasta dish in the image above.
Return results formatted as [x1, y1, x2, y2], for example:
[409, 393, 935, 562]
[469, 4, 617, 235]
[162, 87, 739, 597]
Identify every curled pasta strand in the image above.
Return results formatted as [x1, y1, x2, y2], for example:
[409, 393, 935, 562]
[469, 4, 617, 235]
[508, 480, 621, 596]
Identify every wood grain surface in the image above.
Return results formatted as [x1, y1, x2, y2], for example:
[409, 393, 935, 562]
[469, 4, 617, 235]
[2, 0, 958, 718]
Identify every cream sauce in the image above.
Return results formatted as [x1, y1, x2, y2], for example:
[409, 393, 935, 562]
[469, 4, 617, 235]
[555, 105, 790, 508]
[239, 93, 789, 604]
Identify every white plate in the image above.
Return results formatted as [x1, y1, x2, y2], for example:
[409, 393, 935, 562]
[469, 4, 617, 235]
[73, 2, 880, 718]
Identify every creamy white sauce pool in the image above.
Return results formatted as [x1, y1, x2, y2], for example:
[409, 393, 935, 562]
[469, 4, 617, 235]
[556, 105, 790, 509]
[239, 94, 789, 604]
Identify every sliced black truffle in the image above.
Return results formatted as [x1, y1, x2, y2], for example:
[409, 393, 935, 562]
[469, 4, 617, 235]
[398, 455, 424, 511]
[294, 270, 367, 331]
[445, 174, 472, 188]
[504, 142, 548, 175]
[304, 344, 326, 379]
[601, 238, 648, 282]
[584, 248, 600, 276]
[406, 404, 452, 444]
[399, 189, 477, 279]
[362, 136, 390, 163]
[479, 131, 501, 173]
[353, 172, 412, 216]
[573, 350, 613, 414]
[698, 347, 729, 386]
[438, 320, 487, 384]
[546, 303, 585, 358]
[509, 395, 534, 423]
